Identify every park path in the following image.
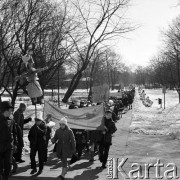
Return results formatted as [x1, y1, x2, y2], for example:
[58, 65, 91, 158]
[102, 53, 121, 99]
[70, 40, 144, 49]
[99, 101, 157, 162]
[9, 105, 134, 180]
[10, 92, 180, 180]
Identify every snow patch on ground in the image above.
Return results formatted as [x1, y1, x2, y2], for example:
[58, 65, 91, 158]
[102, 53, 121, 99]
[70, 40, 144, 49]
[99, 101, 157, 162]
[130, 89, 180, 137]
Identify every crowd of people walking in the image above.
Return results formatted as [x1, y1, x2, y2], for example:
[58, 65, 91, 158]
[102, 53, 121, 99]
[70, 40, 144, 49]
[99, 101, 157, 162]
[0, 88, 135, 180]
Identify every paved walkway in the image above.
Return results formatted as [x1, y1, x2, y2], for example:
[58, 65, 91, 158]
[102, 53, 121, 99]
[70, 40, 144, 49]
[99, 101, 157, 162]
[9, 107, 133, 180]
[10, 93, 180, 180]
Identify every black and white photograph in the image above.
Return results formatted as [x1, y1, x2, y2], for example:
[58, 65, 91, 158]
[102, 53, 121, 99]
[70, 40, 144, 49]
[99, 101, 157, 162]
[0, 0, 180, 179]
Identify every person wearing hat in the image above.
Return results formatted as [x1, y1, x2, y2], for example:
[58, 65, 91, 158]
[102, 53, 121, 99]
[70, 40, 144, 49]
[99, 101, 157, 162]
[98, 109, 117, 169]
[0, 101, 17, 180]
[51, 117, 76, 180]
[13, 103, 32, 163]
[28, 112, 47, 175]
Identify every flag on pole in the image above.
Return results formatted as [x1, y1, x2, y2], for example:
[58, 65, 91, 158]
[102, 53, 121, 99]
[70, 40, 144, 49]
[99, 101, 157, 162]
[43, 100, 104, 130]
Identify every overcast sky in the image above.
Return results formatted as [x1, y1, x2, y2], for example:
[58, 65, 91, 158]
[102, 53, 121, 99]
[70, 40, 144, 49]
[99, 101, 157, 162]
[113, 0, 180, 67]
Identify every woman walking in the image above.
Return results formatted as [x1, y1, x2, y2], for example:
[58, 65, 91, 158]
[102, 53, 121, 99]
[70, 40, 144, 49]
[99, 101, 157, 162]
[51, 117, 76, 180]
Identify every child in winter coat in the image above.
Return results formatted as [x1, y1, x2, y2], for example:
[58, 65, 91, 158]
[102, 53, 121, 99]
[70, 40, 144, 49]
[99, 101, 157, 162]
[51, 117, 76, 180]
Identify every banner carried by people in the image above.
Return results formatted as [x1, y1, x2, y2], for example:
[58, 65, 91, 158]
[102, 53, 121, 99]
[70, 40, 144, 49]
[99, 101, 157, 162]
[92, 84, 109, 103]
[43, 100, 104, 130]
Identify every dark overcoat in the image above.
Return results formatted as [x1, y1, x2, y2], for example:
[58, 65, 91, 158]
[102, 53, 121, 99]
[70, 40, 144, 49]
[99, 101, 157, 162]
[28, 122, 47, 149]
[52, 126, 76, 159]
[99, 117, 117, 145]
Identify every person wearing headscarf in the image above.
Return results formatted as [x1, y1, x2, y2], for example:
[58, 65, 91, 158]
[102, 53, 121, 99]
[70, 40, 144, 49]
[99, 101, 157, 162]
[51, 117, 76, 180]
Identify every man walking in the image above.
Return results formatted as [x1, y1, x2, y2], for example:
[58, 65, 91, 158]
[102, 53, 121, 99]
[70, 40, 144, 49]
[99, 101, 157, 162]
[28, 112, 47, 175]
[13, 103, 31, 163]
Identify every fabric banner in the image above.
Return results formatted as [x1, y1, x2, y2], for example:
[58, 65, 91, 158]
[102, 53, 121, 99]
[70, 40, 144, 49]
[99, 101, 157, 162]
[43, 100, 104, 130]
[92, 84, 109, 103]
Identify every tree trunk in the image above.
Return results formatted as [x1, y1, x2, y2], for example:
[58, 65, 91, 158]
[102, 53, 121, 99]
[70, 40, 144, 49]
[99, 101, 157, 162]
[88, 79, 94, 101]
[62, 72, 83, 103]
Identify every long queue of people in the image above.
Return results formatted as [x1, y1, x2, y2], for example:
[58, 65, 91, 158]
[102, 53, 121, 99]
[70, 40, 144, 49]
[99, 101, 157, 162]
[0, 88, 135, 180]
[0, 102, 117, 180]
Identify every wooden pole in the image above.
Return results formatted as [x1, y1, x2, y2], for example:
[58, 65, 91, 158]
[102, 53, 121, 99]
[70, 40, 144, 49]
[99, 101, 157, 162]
[58, 59, 60, 107]
[164, 93, 165, 109]
[35, 104, 37, 118]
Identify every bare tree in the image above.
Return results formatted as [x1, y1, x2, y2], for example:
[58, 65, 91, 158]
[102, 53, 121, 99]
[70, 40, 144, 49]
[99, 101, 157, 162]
[62, 0, 137, 102]
[0, 0, 78, 105]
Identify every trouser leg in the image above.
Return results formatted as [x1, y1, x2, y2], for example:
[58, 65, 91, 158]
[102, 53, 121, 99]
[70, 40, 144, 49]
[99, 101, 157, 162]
[30, 148, 37, 170]
[76, 144, 83, 159]
[98, 144, 104, 163]
[61, 157, 68, 177]
[14, 146, 22, 161]
[3, 149, 13, 179]
[38, 148, 45, 171]
[102, 145, 110, 165]
[89, 143, 94, 162]
[11, 156, 17, 172]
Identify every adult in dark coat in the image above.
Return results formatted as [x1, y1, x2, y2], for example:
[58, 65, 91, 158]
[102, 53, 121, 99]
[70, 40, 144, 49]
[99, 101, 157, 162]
[13, 103, 32, 162]
[0, 101, 17, 180]
[127, 93, 133, 109]
[122, 94, 129, 108]
[51, 117, 76, 180]
[98, 109, 117, 168]
[28, 113, 47, 175]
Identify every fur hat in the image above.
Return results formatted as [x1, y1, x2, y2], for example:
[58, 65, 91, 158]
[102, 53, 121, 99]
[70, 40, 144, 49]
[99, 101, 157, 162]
[59, 116, 68, 126]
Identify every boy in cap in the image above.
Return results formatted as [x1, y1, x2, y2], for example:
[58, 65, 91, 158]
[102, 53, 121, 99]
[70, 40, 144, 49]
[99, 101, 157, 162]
[28, 112, 47, 175]
[98, 109, 117, 168]
[0, 101, 17, 180]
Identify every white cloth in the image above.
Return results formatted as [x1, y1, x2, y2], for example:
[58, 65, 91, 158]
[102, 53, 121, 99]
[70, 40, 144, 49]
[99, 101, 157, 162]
[26, 81, 43, 98]
[46, 121, 55, 129]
